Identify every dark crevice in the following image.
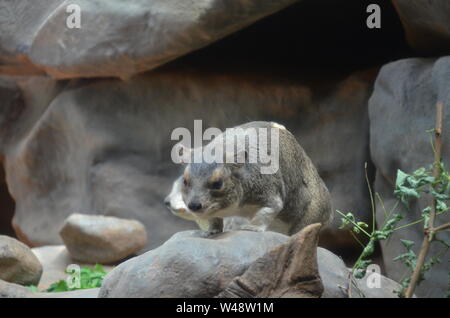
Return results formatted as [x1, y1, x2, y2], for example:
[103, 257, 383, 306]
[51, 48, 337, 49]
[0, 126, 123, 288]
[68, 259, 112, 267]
[0, 162, 16, 238]
[164, 0, 413, 79]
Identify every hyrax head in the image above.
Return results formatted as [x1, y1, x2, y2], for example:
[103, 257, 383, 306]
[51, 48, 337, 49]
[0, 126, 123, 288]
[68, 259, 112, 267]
[164, 177, 198, 221]
[181, 162, 242, 217]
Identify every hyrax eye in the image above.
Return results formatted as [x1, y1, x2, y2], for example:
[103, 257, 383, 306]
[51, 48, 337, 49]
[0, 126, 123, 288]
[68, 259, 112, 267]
[183, 178, 189, 187]
[210, 180, 223, 190]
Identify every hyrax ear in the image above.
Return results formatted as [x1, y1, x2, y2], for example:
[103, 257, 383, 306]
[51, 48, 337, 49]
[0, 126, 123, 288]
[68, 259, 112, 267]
[172, 143, 192, 164]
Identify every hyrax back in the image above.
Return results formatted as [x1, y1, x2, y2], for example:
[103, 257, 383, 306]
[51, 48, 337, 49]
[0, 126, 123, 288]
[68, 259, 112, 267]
[178, 121, 332, 235]
[274, 124, 332, 233]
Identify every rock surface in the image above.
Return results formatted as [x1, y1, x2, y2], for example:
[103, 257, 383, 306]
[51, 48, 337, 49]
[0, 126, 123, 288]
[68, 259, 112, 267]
[0, 0, 299, 78]
[0, 279, 35, 298]
[392, 0, 450, 55]
[2, 68, 375, 251]
[31, 246, 71, 290]
[99, 230, 289, 298]
[60, 213, 147, 264]
[0, 279, 99, 298]
[0, 235, 42, 286]
[369, 56, 450, 298]
[217, 224, 324, 298]
[31, 245, 114, 290]
[99, 229, 401, 298]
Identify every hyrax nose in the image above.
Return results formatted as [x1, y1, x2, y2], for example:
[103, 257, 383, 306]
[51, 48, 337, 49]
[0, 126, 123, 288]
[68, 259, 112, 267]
[188, 201, 202, 212]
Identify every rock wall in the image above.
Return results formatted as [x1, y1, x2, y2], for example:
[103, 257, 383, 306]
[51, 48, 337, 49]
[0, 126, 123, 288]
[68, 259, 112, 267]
[0, 0, 299, 78]
[0, 68, 375, 249]
[392, 0, 450, 55]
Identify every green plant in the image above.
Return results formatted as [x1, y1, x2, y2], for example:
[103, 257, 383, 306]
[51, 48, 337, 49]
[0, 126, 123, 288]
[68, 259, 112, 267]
[338, 162, 450, 295]
[27, 285, 39, 292]
[47, 264, 107, 292]
[27, 264, 108, 293]
[337, 102, 450, 297]
[336, 200, 403, 279]
[336, 160, 405, 279]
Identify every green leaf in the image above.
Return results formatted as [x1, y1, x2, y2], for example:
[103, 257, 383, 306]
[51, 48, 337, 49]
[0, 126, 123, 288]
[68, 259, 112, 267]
[338, 212, 355, 230]
[396, 170, 409, 188]
[46, 280, 69, 292]
[400, 239, 415, 249]
[27, 285, 39, 292]
[45, 265, 107, 293]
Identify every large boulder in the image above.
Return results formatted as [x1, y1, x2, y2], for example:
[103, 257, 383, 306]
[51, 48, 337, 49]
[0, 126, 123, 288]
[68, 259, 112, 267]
[59, 213, 147, 264]
[0, 279, 35, 298]
[392, 0, 450, 55]
[99, 228, 401, 298]
[217, 224, 324, 298]
[2, 68, 375, 251]
[99, 230, 288, 297]
[0, 0, 299, 78]
[0, 235, 42, 286]
[369, 56, 450, 297]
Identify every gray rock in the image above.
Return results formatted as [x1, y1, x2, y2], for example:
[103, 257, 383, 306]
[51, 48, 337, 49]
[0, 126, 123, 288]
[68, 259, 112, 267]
[99, 229, 401, 298]
[99, 230, 288, 297]
[392, 0, 450, 54]
[369, 56, 450, 297]
[45, 288, 100, 298]
[319, 250, 400, 298]
[217, 224, 324, 298]
[353, 272, 403, 298]
[0, 279, 99, 298]
[0, 235, 42, 286]
[60, 213, 147, 264]
[2, 68, 374, 251]
[0, 0, 299, 78]
[0, 279, 35, 298]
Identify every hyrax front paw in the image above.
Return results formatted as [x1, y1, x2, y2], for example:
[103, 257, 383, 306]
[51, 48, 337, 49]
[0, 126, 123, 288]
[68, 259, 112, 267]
[200, 229, 222, 238]
[240, 224, 266, 232]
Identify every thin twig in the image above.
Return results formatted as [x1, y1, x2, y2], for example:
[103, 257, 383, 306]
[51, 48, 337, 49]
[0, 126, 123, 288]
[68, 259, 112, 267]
[349, 230, 366, 248]
[335, 210, 371, 237]
[404, 102, 444, 298]
[433, 222, 450, 233]
[365, 162, 376, 233]
[375, 192, 388, 219]
[347, 271, 365, 298]
[393, 208, 449, 232]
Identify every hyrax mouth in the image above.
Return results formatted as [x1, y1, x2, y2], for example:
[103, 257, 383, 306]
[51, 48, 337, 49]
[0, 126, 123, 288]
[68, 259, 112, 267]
[193, 204, 221, 218]
[173, 208, 198, 221]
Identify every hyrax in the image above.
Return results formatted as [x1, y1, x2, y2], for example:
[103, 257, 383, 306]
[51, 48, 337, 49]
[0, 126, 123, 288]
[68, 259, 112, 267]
[164, 176, 211, 231]
[166, 121, 332, 236]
